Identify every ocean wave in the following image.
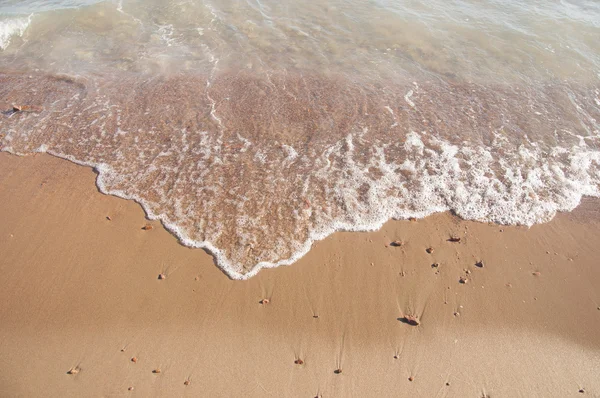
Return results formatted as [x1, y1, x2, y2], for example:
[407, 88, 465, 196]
[1, 71, 599, 279]
[0, 14, 32, 50]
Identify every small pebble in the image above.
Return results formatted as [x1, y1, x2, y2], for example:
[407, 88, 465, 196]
[153, 369, 161, 374]
[532, 271, 541, 276]
[579, 389, 585, 394]
[431, 263, 439, 269]
[294, 359, 304, 365]
[106, 216, 112, 221]
[158, 273, 166, 280]
[446, 382, 450, 386]
[390, 240, 403, 247]
[131, 357, 138, 363]
[260, 298, 270, 305]
[142, 224, 153, 230]
[408, 376, 414, 382]
[67, 367, 79, 375]
[334, 369, 342, 374]
[128, 387, 134, 391]
[475, 261, 484, 268]
[184, 380, 191, 386]
[426, 247, 434, 254]
[459, 277, 468, 284]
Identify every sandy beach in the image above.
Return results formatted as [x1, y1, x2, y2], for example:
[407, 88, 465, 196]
[0, 152, 599, 397]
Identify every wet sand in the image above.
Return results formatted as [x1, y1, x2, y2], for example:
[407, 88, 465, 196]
[1, 152, 600, 397]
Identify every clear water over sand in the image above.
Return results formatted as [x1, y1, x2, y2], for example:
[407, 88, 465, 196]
[1, 0, 599, 277]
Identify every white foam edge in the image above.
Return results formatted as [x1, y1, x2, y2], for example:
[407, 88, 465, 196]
[1, 145, 598, 280]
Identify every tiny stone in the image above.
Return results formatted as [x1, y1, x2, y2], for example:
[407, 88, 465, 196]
[459, 277, 468, 284]
[579, 389, 585, 394]
[294, 359, 304, 365]
[532, 271, 541, 276]
[426, 247, 434, 254]
[131, 357, 138, 363]
[128, 387, 134, 391]
[184, 380, 191, 386]
[408, 376, 414, 382]
[446, 382, 450, 386]
[158, 273, 166, 280]
[142, 224, 153, 230]
[334, 369, 342, 374]
[153, 369, 161, 374]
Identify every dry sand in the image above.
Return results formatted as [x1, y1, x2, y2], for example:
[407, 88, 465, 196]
[1, 152, 600, 397]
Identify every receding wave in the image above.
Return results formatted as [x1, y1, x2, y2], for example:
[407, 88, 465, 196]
[1, 70, 599, 278]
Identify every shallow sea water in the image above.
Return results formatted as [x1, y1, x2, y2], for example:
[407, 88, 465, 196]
[1, 0, 599, 277]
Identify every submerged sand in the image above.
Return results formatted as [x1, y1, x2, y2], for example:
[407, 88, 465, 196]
[1, 152, 600, 397]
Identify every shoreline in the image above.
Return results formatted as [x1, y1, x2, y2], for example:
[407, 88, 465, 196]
[1, 152, 600, 396]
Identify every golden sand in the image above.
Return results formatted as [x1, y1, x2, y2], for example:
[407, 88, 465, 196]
[1, 152, 599, 397]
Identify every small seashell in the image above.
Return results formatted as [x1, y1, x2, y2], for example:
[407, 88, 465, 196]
[294, 359, 304, 365]
[184, 380, 191, 386]
[153, 369, 161, 374]
[403, 314, 420, 326]
[448, 237, 461, 243]
[158, 273, 166, 280]
[260, 298, 270, 305]
[67, 367, 79, 375]
[459, 276, 468, 284]
[142, 224, 153, 230]
[390, 240, 403, 247]
[12, 104, 41, 113]
[454, 312, 460, 317]
[131, 357, 138, 363]
[426, 247, 434, 254]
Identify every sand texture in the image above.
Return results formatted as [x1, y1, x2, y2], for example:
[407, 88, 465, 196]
[1, 152, 600, 397]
